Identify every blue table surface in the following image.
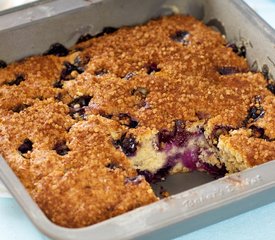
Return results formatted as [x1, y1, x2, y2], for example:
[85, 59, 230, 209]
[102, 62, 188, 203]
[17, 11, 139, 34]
[1, 0, 275, 239]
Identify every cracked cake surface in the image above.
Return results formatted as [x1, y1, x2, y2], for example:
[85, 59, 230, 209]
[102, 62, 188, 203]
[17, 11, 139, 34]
[0, 15, 275, 227]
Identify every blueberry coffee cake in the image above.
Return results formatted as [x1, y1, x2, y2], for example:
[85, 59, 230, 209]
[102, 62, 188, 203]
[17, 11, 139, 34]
[0, 15, 275, 228]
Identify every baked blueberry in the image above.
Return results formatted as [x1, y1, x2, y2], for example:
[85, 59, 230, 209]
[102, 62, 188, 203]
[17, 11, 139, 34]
[218, 67, 241, 75]
[0, 60, 7, 68]
[60, 62, 84, 80]
[12, 104, 30, 113]
[76, 34, 93, 44]
[106, 162, 119, 170]
[118, 113, 138, 128]
[170, 30, 189, 44]
[53, 80, 63, 88]
[6, 74, 25, 86]
[146, 62, 160, 74]
[226, 43, 246, 57]
[114, 134, 138, 156]
[68, 96, 92, 119]
[43, 43, 69, 57]
[18, 139, 33, 154]
[53, 141, 70, 156]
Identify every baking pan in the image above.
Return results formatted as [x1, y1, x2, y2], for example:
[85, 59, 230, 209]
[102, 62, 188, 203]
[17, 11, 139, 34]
[0, 0, 275, 239]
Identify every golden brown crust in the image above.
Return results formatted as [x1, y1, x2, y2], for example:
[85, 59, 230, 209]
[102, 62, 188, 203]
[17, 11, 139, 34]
[0, 14, 275, 228]
[218, 129, 275, 172]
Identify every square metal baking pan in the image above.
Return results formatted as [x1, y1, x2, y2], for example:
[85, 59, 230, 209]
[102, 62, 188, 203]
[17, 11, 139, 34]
[1, 0, 275, 239]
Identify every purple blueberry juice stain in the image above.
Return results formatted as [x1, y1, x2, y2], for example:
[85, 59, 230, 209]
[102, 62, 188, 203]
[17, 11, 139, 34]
[181, 148, 199, 171]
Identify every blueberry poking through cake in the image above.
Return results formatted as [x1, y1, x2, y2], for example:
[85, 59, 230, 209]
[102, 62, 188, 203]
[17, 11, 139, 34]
[0, 60, 7, 68]
[6, 74, 25, 86]
[68, 96, 92, 119]
[12, 104, 30, 113]
[60, 61, 85, 80]
[18, 139, 33, 154]
[146, 63, 160, 74]
[114, 133, 138, 157]
[170, 30, 190, 44]
[217, 66, 242, 75]
[243, 96, 265, 126]
[43, 43, 69, 57]
[118, 113, 138, 128]
[53, 141, 70, 156]
[226, 43, 246, 57]
[76, 33, 93, 44]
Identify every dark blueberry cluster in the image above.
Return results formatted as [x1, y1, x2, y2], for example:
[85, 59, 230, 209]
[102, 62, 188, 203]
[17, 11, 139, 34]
[217, 66, 242, 75]
[60, 61, 85, 80]
[6, 74, 25, 86]
[43, 43, 69, 57]
[0, 60, 7, 68]
[76, 33, 93, 44]
[243, 96, 265, 126]
[53, 141, 70, 156]
[18, 138, 33, 154]
[68, 95, 92, 119]
[226, 43, 246, 57]
[114, 134, 138, 157]
[170, 30, 189, 44]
